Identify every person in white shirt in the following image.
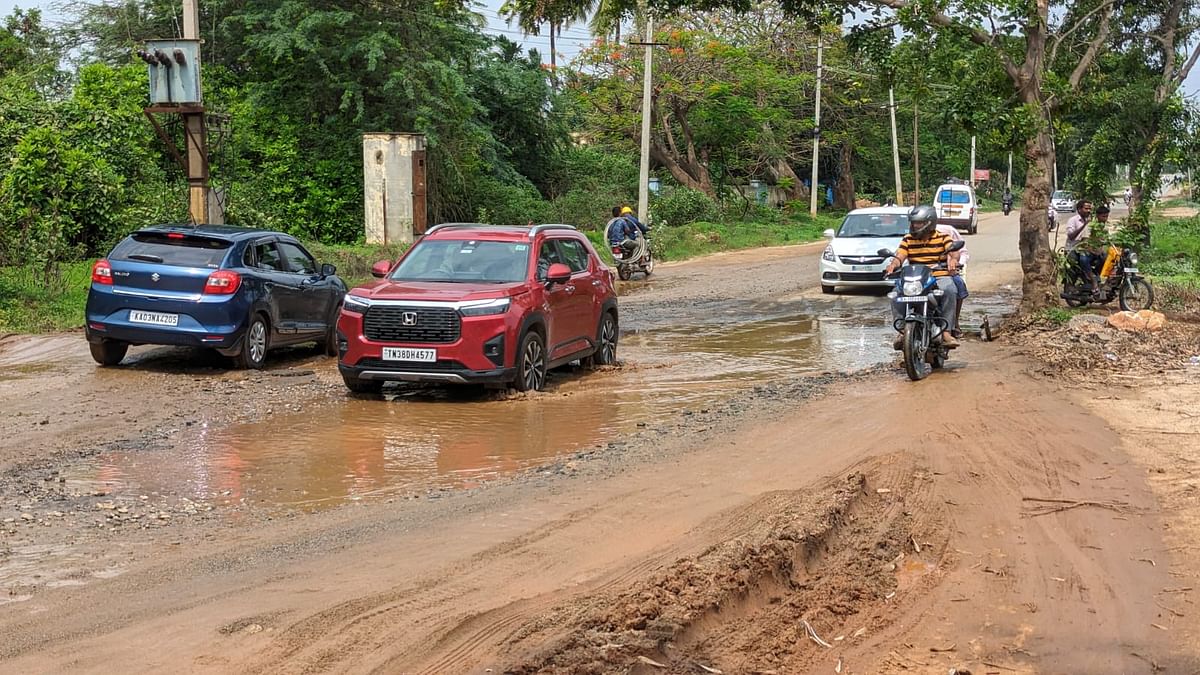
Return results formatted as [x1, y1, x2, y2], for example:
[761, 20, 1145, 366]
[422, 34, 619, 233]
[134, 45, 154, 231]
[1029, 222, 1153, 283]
[1065, 200, 1098, 295]
[935, 222, 968, 336]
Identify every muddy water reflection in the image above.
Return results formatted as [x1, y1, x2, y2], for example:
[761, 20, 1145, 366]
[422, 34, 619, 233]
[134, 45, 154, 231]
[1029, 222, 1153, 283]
[72, 311, 895, 510]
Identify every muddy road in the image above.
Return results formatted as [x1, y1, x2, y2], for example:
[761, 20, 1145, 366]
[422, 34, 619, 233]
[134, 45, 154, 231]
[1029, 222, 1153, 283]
[4, 211, 1197, 673]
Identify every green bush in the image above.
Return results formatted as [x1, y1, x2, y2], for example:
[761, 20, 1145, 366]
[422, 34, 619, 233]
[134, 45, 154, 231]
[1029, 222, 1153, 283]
[472, 177, 554, 226]
[0, 126, 123, 277]
[651, 187, 718, 227]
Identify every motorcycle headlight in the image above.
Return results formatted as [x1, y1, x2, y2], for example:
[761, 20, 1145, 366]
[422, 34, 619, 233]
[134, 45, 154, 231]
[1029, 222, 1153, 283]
[902, 280, 924, 296]
[822, 246, 836, 262]
[342, 294, 371, 314]
[1128, 252, 1139, 266]
[459, 298, 511, 317]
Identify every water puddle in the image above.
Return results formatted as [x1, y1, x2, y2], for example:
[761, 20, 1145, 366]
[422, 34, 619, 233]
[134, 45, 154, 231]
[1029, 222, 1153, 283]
[61, 303, 985, 512]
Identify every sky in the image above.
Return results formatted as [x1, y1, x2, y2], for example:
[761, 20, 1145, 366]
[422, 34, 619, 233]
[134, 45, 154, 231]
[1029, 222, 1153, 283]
[1, 0, 1197, 99]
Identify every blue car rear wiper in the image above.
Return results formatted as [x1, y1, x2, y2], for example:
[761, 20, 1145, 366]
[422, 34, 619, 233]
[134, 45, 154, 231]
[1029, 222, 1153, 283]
[127, 253, 164, 263]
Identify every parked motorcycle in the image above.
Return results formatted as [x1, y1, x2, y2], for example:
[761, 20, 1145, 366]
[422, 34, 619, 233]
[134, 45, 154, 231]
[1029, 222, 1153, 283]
[1060, 246, 1154, 311]
[880, 240, 966, 382]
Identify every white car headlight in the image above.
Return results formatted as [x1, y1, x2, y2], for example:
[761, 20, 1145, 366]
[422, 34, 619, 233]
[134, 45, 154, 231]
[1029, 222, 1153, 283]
[822, 245, 836, 262]
[902, 280, 924, 296]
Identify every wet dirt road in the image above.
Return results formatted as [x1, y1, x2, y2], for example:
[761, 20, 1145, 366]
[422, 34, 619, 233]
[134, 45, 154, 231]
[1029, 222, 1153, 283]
[6, 210, 1194, 672]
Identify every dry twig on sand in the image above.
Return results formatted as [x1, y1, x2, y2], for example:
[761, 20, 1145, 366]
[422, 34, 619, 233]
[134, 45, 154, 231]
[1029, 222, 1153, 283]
[801, 619, 833, 648]
[1021, 496, 1133, 517]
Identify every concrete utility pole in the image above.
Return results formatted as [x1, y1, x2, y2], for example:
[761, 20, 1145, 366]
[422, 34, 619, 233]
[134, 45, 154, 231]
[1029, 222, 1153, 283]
[182, 0, 212, 223]
[809, 38, 823, 218]
[637, 7, 653, 224]
[912, 103, 920, 203]
[1007, 151, 1013, 189]
[888, 88, 903, 205]
[969, 135, 976, 188]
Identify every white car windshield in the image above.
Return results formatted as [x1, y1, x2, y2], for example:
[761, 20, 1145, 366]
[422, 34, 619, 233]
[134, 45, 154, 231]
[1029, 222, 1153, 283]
[1052, 191, 1072, 201]
[390, 240, 530, 283]
[837, 214, 910, 238]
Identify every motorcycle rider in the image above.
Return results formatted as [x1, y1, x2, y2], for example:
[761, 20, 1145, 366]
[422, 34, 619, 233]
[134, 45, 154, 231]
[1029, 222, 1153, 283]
[620, 206, 650, 239]
[1002, 187, 1013, 214]
[606, 206, 641, 258]
[935, 222, 969, 337]
[884, 205, 961, 350]
[1065, 199, 1098, 296]
[1123, 187, 1133, 205]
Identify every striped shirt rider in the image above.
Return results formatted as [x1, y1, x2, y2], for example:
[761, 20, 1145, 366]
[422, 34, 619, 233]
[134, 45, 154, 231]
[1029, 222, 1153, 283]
[897, 231, 954, 276]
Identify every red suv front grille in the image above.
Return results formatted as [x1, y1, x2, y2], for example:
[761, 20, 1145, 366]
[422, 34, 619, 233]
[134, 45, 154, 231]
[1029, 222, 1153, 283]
[363, 306, 461, 344]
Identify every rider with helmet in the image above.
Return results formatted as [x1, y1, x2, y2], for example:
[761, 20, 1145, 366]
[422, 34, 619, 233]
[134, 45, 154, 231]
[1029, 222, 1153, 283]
[606, 206, 639, 256]
[883, 205, 961, 349]
[620, 206, 649, 239]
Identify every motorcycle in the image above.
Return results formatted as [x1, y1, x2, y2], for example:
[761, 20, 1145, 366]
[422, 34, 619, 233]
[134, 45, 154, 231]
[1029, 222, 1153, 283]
[880, 240, 966, 382]
[1060, 245, 1154, 310]
[1002, 199, 1013, 216]
[606, 224, 655, 281]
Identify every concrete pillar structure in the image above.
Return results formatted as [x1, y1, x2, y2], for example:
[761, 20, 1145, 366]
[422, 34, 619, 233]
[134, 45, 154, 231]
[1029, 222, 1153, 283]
[363, 133, 427, 245]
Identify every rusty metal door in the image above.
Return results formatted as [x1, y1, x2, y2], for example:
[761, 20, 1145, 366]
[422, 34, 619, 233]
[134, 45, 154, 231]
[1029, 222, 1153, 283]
[412, 150, 427, 235]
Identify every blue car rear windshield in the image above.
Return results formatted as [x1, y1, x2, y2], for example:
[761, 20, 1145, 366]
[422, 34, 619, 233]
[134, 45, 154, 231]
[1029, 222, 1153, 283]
[110, 233, 232, 269]
[938, 189, 971, 204]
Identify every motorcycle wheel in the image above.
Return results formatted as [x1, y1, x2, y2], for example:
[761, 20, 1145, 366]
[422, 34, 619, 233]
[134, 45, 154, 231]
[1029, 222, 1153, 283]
[1119, 278, 1154, 311]
[902, 322, 929, 382]
[643, 254, 654, 277]
[617, 265, 632, 281]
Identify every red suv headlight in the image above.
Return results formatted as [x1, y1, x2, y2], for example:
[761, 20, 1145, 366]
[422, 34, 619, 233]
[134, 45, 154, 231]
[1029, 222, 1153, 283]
[459, 298, 511, 317]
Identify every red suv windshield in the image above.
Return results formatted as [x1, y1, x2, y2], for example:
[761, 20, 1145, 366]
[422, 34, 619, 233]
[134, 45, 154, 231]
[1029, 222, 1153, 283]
[390, 239, 530, 283]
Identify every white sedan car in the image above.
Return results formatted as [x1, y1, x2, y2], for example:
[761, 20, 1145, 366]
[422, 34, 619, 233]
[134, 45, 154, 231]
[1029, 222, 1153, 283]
[1051, 190, 1076, 213]
[819, 206, 910, 294]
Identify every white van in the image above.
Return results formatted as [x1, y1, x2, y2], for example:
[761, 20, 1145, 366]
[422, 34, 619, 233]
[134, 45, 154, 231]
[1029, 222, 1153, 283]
[933, 183, 978, 235]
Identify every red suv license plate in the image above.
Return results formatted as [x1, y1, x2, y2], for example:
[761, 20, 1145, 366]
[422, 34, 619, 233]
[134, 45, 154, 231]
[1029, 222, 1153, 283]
[382, 347, 437, 362]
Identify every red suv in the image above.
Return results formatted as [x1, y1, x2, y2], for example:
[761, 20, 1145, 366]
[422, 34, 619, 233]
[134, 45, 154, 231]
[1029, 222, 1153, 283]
[337, 224, 619, 394]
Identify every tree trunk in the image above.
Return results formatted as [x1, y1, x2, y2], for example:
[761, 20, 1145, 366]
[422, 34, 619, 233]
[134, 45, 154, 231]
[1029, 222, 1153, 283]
[834, 143, 856, 209]
[650, 143, 715, 196]
[1018, 123, 1059, 312]
[767, 158, 805, 201]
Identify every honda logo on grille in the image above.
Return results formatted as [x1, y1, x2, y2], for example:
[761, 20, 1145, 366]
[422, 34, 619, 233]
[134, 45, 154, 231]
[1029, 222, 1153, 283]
[401, 311, 418, 326]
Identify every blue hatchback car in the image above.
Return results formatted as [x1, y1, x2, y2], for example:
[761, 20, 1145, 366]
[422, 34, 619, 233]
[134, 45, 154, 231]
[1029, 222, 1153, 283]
[86, 225, 347, 368]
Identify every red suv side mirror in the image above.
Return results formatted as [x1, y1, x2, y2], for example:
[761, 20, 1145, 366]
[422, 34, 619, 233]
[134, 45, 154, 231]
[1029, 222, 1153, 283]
[546, 263, 572, 285]
[370, 260, 392, 279]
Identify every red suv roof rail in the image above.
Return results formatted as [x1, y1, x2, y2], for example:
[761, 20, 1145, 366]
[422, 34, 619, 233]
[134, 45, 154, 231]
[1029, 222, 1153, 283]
[529, 224, 578, 236]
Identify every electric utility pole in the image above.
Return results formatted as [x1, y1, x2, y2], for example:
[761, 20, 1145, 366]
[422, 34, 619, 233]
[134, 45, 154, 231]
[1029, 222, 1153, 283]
[888, 88, 903, 205]
[182, 0, 211, 223]
[809, 38, 823, 217]
[969, 135, 976, 188]
[637, 8, 654, 224]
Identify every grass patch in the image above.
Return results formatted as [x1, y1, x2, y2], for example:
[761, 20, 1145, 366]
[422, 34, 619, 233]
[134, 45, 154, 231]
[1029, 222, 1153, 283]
[584, 214, 841, 264]
[1033, 306, 1081, 326]
[305, 242, 409, 287]
[0, 262, 93, 333]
